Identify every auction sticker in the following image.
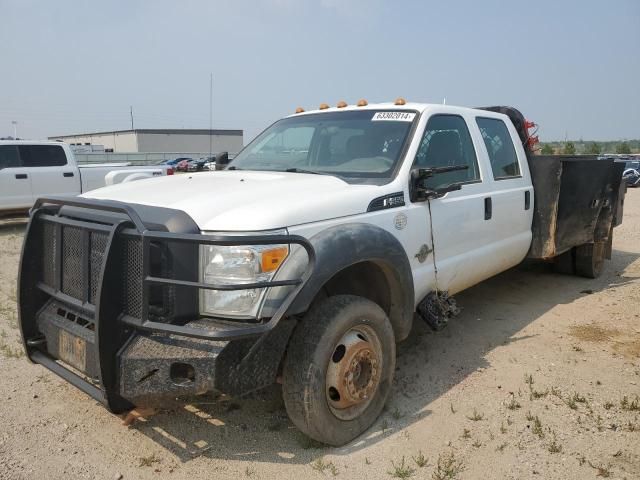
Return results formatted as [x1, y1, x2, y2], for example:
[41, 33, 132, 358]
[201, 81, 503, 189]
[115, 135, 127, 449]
[372, 111, 416, 122]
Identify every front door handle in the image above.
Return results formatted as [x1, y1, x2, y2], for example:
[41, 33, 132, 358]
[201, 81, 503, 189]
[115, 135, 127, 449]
[484, 197, 492, 220]
[15, 173, 28, 180]
[63, 172, 74, 178]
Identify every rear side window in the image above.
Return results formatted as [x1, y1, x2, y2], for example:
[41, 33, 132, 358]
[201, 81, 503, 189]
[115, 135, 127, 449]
[476, 117, 521, 179]
[0, 145, 21, 169]
[18, 145, 68, 167]
[414, 114, 481, 189]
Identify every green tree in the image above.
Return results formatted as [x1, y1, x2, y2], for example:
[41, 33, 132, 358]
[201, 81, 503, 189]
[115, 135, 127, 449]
[616, 142, 631, 154]
[540, 144, 554, 155]
[563, 142, 576, 155]
[586, 142, 601, 154]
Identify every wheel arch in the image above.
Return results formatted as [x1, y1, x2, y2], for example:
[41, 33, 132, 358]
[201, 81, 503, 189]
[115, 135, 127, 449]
[271, 223, 415, 341]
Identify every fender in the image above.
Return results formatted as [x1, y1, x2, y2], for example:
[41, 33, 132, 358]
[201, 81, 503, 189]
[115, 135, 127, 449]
[264, 223, 415, 341]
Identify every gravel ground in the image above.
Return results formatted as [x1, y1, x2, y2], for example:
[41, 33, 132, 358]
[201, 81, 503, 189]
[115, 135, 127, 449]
[0, 190, 638, 480]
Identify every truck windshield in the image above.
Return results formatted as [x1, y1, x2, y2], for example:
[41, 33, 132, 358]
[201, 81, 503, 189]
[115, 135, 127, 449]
[229, 110, 417, 182]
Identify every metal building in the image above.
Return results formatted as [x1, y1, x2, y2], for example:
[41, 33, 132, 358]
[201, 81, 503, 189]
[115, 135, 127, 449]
[48, 128, 243, 154]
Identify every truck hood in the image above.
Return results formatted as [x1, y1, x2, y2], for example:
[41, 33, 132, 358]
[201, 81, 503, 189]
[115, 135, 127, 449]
[82, 170, 383, 231]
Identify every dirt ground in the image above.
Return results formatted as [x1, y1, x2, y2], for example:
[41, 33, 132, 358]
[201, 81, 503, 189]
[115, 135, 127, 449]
[0, 190, 638, 480]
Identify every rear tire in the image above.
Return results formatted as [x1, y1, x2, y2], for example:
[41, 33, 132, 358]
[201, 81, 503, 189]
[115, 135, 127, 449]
[575, 242, 605, 278]
[282, 295, 395, 446]
[552, 248, 575, 275]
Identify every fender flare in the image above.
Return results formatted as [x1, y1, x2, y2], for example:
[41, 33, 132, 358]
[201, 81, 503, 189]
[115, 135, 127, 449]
[266, 223, 415, 341]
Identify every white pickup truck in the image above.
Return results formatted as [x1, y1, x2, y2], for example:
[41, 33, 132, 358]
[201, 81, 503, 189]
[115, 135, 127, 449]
[18, 101, 625, 446]
[0, 140, 173, 216]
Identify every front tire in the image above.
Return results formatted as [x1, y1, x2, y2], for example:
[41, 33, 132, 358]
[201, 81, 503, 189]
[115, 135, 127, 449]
[282, 295, 395, 446]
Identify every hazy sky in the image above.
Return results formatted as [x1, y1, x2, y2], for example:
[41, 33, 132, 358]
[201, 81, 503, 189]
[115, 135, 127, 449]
[1, 0, 638, 142]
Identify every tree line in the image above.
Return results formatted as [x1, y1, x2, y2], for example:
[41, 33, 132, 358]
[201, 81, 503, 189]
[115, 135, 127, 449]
[538, 140, 638, 155]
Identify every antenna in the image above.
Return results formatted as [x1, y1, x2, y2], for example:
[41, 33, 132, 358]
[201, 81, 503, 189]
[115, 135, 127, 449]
[130, 106, 134, 130]
[209, 73, 213, 158]
[443, 97, 446, 105]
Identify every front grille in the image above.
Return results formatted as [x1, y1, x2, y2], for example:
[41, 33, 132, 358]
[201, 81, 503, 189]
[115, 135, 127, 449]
[89, 232, 108, 303]
[62, 226, 84, 299]
[122, 238, 143, 318]
[38, 217, 172, 323]
[41, 221, 110, 307]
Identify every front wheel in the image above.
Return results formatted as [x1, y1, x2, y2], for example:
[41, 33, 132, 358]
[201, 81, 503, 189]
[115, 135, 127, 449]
[282, 295, 396, 446]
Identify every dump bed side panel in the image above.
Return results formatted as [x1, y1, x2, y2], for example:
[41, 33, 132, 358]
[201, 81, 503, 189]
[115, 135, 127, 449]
[527, 155, 625, 259]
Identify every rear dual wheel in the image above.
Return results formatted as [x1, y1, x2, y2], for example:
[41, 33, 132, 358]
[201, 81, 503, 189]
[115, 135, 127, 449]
[552, 241, 606, 279]
[282, 295, 395, 446]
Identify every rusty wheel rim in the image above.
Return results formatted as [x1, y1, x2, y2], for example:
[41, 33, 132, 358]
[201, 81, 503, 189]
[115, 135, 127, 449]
[325, 325, 383, 420]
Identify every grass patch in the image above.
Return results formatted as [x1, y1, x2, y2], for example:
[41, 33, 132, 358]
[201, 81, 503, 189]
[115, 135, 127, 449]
[391, 407, 404, 420]
[466, 409, 484, 421]
[547, 433, 562, 454]
[311, 457, 338, 476]
[603, 401, 614, 410]
[432, 452, 464, 480]
[461, 428, 471, 439]
[471, 439, 482, 448]
[532, 416, 544, 438]
[588, 461, 611, 478]
[412, 451, 428, 468]
[620, 395, 640, 411]
[387, 456, 415, 479]
[496, 442, 508, 452]
[138, 454, 160, 467]
[507, 397, 521, 410]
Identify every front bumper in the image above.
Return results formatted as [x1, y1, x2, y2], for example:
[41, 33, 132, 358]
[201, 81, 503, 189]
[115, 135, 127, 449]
[18, 196, 314, 411]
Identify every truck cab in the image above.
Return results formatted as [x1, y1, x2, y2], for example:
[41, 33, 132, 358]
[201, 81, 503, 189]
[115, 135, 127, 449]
[18, 100, 624, 446]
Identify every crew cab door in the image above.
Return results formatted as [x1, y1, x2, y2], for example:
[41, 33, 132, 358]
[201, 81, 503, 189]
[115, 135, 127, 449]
[473, 115, 533, 271]
[0, 144, 33, 211]
[18, 144, 81, 199]
[409, 112, 500, 296]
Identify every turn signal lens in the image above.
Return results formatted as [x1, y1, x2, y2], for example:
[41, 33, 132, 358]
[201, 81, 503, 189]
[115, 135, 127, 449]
[261, 246, 289, 272]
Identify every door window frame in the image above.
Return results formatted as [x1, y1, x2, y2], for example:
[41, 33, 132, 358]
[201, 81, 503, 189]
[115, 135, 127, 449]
[475, 116, 523, 181]
[410, 113, 483, 191]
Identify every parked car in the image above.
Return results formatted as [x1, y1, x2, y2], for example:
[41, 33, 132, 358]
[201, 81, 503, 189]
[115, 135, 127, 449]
[187, 158, 207, 172]
[0, 140, 173, 216]
[175, 158, 194, 172]
[18, 102, 625, 447]
[623, 168, 640, 187]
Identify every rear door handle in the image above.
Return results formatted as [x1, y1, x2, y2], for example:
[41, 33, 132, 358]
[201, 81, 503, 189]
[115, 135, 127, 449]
[524, 190, 531, 210]
[63, 172, 74, 178]
[15, 173, 28, 179]
[484, 197, 492, 220]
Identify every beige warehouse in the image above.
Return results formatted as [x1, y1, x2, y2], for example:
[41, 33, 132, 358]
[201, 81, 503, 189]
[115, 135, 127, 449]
[48, 128, 243, 154]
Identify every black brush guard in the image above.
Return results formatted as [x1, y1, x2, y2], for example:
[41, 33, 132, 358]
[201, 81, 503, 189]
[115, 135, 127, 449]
[18, 196, 315, 412]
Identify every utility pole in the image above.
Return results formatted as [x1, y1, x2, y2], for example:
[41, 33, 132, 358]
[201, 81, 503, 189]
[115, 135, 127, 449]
[130, 106, 134, 130]
[209, 73, 213, 158]
[11, 121, 17, 139]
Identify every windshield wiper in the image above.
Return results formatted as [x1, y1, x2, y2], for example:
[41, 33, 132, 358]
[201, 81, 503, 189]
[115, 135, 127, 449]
[284, 167, 334, 176]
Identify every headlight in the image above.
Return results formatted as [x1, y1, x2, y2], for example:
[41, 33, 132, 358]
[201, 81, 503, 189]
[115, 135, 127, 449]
[199, 234, 289, 318]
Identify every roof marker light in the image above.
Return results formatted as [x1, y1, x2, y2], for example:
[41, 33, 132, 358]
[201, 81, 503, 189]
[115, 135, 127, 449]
[394, 97, 406, 106]
[319, 103, 330, 110]
[336, 100, 347, 108]
[357, 99, 368, 107]
[295, 107, 305, 113]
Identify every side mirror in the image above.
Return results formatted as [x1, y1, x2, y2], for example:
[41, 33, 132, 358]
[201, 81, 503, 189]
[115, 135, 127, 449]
[410, 165, 467, 202]
[215, 151, 230, 171]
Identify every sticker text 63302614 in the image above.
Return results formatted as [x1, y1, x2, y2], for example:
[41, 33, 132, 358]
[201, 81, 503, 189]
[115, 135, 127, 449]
[371, 111, 416, 122]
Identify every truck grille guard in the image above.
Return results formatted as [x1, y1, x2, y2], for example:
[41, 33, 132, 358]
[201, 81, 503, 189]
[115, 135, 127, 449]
[18, 196, 315, 411]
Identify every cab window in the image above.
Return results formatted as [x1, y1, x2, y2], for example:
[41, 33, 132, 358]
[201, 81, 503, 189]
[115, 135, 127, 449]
[18, 145, 68, 167]
[414, 114, 480, 189]
[476, 117, 521, 179]
[0, 145, 21, 169]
